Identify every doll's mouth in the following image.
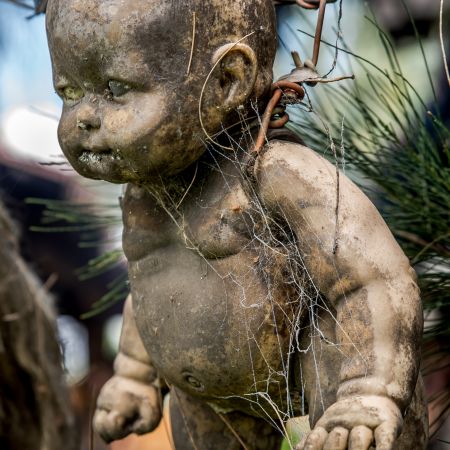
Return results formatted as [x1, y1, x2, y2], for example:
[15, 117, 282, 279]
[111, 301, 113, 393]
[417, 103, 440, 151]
[77, 149, 125, 178]
[77, 149, 128, 183]
[79, 149, 123, 163]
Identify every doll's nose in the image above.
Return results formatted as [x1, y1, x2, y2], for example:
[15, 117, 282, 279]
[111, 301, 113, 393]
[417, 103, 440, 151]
[76, 104, 101, 130]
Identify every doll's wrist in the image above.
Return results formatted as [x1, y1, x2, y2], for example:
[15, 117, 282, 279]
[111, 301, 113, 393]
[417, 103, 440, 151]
[113, 351, 158, 384]
[337, 377, 405, 411]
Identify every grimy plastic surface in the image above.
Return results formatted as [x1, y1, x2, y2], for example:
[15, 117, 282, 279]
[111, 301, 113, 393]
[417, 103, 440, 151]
[45, 1, 428, 448]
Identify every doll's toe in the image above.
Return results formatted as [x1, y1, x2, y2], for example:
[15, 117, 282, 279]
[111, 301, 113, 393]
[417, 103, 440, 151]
[323, 426, 349, 450]
[297, 426, 327, 449]
[374, 421, 399, 450]
[348, 425, 373, 450]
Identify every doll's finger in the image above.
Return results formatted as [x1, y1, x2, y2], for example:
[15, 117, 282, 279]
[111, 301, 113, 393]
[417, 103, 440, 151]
[107, 410, 126, 431]
[374, 422, 399, 450]
[94, 409, 117, 443]
[100, 410, 128, 442]
[93, 409, 108, 436]
[138, 394, 161, 429]
[302, 426, 328, 449]
[323, 426, 349, 450]
[96, 390, 112, 410]
[348, 425, 373, 450]
[133, 404, 160, 434]
[133, 417, 157, 435]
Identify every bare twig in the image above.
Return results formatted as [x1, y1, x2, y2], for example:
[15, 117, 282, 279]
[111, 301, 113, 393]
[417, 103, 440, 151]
[395, 230, 450, 259]
[158, 386, 175, 450]
[439, 0, 450, 87]
[170, 388, 200, 450]
[312, 0, 327, 66]
[186, 12, 196, 76]
[304, 74, 355, 83]
[218, 414, 250, 450]
[1, 0, 33, 10]
[176, 161, 198, 208]
[88, 385, 96, 450]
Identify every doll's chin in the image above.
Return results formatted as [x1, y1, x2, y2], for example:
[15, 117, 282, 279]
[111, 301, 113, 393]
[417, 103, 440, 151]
[70, 149, 187, 183]
[73, 150, 138, 183]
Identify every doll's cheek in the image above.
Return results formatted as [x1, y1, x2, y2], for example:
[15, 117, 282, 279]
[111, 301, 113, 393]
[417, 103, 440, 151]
[57, 117, 77, 150]
[102, 109, 135, 133]
[102, 109, 158, 147]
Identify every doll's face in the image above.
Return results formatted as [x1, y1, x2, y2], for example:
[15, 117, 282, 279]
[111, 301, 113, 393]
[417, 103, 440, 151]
[47, 0, 258, 183]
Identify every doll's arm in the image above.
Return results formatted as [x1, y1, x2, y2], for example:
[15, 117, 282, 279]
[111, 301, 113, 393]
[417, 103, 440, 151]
[255, 141, 422, 450]
[94, 295, 162, 442]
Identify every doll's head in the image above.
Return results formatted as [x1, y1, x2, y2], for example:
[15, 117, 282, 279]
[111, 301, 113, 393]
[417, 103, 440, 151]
[46, 0, 277, 183]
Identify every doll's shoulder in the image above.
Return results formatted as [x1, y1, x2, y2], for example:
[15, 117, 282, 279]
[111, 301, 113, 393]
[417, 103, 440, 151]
[253, 139, 342, 205]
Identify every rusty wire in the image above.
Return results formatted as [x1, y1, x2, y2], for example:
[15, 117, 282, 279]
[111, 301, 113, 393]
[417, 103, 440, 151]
[252, 0, 330, 153]
[253, 81, 305, 153]
[295, 0, 336, 9]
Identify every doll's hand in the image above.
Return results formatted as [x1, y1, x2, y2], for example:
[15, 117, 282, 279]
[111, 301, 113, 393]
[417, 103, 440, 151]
[93, 375, 162, 443]
[296, 395, 403, 450]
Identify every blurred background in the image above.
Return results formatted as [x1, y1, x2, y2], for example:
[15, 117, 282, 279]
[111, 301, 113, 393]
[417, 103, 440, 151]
[0, 0, 448, 449]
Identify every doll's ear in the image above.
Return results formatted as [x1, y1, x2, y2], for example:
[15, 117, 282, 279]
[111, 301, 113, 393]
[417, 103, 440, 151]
[212, 43, 258, 110]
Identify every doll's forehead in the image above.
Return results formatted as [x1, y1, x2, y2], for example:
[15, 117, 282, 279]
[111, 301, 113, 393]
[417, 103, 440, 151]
[48, 0, 169, 25]
[47, 0, 187, 79]
[48, 0, 172, 47]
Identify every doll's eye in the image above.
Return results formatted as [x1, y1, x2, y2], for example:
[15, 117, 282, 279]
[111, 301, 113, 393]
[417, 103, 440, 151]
[108, 80, 131, 97]
[60, 86, 84, 102]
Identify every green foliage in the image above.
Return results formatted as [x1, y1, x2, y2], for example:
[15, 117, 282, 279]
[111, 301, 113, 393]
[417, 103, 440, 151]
[26, 197, 128, 317]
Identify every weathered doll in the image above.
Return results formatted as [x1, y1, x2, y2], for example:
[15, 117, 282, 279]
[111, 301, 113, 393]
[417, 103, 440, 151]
[46, 0, 428, 448]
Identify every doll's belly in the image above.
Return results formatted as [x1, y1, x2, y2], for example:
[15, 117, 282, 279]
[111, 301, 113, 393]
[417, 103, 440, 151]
[129, 244, 298, 416]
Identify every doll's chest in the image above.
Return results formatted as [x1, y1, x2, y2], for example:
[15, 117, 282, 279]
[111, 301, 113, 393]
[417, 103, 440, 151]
[122, 162, 258, 262]
[122, 175, 301, 409]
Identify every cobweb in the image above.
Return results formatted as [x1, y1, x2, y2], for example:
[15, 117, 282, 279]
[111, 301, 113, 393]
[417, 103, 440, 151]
[134, 4, 372, 448]
[142, 87, 368, 449]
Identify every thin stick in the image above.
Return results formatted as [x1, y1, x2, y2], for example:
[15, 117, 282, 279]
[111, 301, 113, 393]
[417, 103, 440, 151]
[158, 387, 175, 450]
[1, 0, 33, 10]
[304, 74, 355, 83]
[162, 413, 175, 450]
[88, 384, 97, 450]
[439, 0, 450, 87]
[171, 387, 200, 450]
[186, 12, 196, 77]
[176, 161, 198, 208]
[218, 413, 250, 450]
[312, 0, 327, 66]
[292, 51, 303, 69]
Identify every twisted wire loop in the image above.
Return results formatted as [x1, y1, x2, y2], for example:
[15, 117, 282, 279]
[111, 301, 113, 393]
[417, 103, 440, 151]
[252, 81, 305, 154]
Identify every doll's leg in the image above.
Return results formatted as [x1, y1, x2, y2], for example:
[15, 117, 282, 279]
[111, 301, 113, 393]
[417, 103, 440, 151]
[169, 388, 283, 450]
